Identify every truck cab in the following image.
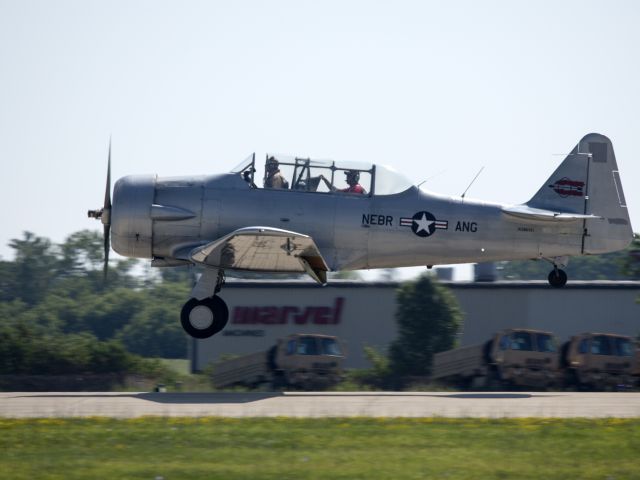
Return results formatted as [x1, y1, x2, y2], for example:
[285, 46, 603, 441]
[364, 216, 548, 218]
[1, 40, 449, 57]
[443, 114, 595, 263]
[487, 328, 560, 388]
[431, 328, 560, 389]
[562, 333, 638, 389]
[274, 334, 345, 388]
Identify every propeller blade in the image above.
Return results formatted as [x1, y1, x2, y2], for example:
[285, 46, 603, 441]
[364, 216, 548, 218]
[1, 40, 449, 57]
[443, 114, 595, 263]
[89, 139, 113, 282]
[104, 139, 112, 211]
[102, 139, 112, 281]
[103, 224, 110, 280]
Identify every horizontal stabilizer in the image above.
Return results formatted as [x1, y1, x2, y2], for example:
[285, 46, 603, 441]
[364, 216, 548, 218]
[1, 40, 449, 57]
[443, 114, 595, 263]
[189, 226, 329, 284]
[502, 205, 603, 223]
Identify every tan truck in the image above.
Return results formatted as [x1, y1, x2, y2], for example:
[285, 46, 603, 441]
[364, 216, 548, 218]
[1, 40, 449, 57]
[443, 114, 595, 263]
[211, 334, 345, 390]
[561, 333, 638, 390]
[431, 328, 560, 389]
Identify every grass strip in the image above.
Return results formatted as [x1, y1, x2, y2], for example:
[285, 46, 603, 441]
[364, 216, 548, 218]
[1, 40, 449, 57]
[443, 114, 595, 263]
[1, 417, 639, 479]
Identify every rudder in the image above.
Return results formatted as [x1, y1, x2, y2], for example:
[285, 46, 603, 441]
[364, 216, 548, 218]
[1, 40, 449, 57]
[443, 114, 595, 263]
[527, 133, 632, 254]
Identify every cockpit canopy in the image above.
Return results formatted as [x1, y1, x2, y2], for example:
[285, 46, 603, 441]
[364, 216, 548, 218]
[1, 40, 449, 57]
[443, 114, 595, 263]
[230, 153, 413, 196]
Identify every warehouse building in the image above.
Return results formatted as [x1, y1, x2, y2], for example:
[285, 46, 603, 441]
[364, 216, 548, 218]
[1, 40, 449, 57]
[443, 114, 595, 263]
[191, 279, 640, 370]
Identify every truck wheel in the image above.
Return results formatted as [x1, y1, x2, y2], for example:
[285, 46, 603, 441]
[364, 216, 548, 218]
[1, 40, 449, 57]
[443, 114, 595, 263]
[180, 296, 229, 339]
[485, 367, 503, 390]
[267, 346, 278, 371]
[575, 370, 593, 391]
[483, 340, 494, 363]
[271, 371, 286, 390]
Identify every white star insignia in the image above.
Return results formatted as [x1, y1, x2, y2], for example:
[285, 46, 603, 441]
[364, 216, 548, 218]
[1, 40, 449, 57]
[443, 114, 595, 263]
[414, 213, 434, 233]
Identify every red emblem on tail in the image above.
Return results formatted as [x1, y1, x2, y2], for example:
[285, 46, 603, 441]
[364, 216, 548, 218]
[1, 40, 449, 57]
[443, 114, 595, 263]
[548, 177, 584, 197]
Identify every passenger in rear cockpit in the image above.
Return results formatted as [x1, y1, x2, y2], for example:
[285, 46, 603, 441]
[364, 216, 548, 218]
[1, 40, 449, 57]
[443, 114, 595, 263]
[264, 157, 289, 189]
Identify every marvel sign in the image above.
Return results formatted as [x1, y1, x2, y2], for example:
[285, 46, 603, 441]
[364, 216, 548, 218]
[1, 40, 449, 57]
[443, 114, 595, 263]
[232, 297, 344, 325]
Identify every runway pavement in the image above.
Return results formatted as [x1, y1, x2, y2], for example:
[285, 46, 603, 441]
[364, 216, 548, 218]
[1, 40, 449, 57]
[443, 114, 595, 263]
[1, 391, 639, 418]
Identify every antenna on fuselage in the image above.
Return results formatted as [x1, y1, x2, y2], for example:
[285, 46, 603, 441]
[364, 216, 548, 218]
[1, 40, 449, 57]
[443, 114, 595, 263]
[460, 166, 485, 201]
[416, 169, 447, 188]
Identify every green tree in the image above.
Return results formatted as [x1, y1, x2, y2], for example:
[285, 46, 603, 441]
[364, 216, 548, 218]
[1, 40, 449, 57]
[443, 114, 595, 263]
[7, 232, 59, 305]
[328, 270, 363, 280]
[116, 280, 190, 358]
[160, 265, 196, 284]
[389, 275, 462, 380]
[57, 230, 104, 277]
[0, 318, 155, 377]
[0, 260, 15, 302]
[621, 233, 640, 279]
[348, 345, 394, 390]
[118, 304, 188, 358]
[0, 230, 190, 360]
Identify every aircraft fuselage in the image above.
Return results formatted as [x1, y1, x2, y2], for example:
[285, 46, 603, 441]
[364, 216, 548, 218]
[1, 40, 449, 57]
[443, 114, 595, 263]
[112, 172, 584, 272]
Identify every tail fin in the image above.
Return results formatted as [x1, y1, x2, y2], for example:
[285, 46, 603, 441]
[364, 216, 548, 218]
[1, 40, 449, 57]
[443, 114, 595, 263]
[527, 133, 632, 254]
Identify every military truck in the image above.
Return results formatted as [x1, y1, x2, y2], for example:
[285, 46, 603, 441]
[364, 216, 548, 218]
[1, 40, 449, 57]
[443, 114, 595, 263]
[561, 333, 638, 390]
[431, 328, 560, 389]
[211, 334, 345, 390]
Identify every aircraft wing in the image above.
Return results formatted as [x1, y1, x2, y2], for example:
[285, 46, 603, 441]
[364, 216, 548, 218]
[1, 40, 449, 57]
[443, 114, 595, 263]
[502, 205, 603, 223]
[189, 226, 329, 284]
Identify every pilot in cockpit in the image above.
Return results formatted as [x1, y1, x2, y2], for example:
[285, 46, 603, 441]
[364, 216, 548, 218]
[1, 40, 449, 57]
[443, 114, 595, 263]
[243, 166, 256, 188]
[341, 170, 366, 194]
[264, 157, 289, 189]
[320, 170, 366, 194]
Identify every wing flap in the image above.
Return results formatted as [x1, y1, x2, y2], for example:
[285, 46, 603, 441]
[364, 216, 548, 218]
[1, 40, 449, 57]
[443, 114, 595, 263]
[502, 205, 603, 223]
[189, 227, 329, 283]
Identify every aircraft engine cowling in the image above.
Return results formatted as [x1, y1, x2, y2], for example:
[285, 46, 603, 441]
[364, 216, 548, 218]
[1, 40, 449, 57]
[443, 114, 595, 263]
[111, 175, 156, 259]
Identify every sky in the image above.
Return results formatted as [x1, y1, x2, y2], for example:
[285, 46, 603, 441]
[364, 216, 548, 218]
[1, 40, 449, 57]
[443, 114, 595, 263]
[1, 0, 638, 280]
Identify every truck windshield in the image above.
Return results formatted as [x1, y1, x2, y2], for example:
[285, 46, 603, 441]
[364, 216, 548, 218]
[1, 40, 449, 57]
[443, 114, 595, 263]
[612, 337, 633, 357]
[590, 335, 612, 355]
[510, 332, 533, 351]
[320, 338, 342, 356]
[296, 337, 320, 355]
[295, 337, 342, 356]
[536, 334, 556, 352]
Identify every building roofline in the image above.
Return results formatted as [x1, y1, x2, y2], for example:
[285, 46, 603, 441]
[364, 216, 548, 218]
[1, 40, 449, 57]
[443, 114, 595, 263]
[222, 279, 640, 290]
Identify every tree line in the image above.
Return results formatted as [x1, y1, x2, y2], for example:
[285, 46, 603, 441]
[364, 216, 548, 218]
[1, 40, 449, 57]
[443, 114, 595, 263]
[0, 230, 193, 378]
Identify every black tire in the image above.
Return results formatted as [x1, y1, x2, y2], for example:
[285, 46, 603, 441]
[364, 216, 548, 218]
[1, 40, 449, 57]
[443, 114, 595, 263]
[267, 345, 278, 371]
[483, 339, 494, 363]
[271, 371, 286, 390]
[548, 268, 568, 288]
[560, 341, 570, 368]
[485, 366, 504, 390]
[180, 296, 229, 339]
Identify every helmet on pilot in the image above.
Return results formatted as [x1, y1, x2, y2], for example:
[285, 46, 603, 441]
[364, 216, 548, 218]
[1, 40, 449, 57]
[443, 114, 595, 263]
[345, 170, 360, 185]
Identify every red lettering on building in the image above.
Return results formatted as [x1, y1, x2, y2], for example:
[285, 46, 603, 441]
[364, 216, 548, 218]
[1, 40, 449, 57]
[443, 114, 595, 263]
[232, 297, 345, 325]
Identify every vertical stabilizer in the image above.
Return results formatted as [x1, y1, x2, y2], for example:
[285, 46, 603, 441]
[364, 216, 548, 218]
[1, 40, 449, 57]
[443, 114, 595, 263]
[527, 133, 632, 254]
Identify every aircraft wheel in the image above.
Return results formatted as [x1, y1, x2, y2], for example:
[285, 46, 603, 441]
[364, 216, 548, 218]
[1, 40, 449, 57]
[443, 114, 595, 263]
[180, 296, 229, 339]
[548, 269, 568, 288]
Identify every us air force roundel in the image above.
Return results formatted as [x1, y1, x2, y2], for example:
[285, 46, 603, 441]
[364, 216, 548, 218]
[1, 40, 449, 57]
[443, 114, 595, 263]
[399, 211, 449, 237]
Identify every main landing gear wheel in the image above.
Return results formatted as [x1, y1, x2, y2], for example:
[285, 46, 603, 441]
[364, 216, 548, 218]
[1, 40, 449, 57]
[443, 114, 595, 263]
[548, 268, 568, 288]
[180, 296, 229, 339]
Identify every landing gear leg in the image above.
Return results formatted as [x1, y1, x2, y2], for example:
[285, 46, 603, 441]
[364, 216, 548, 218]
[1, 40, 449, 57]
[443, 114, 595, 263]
[181, 268, 229, 339]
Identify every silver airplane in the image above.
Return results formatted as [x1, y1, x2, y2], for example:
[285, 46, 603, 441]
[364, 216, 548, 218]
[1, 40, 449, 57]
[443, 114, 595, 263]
[88, 133, 632, 339]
